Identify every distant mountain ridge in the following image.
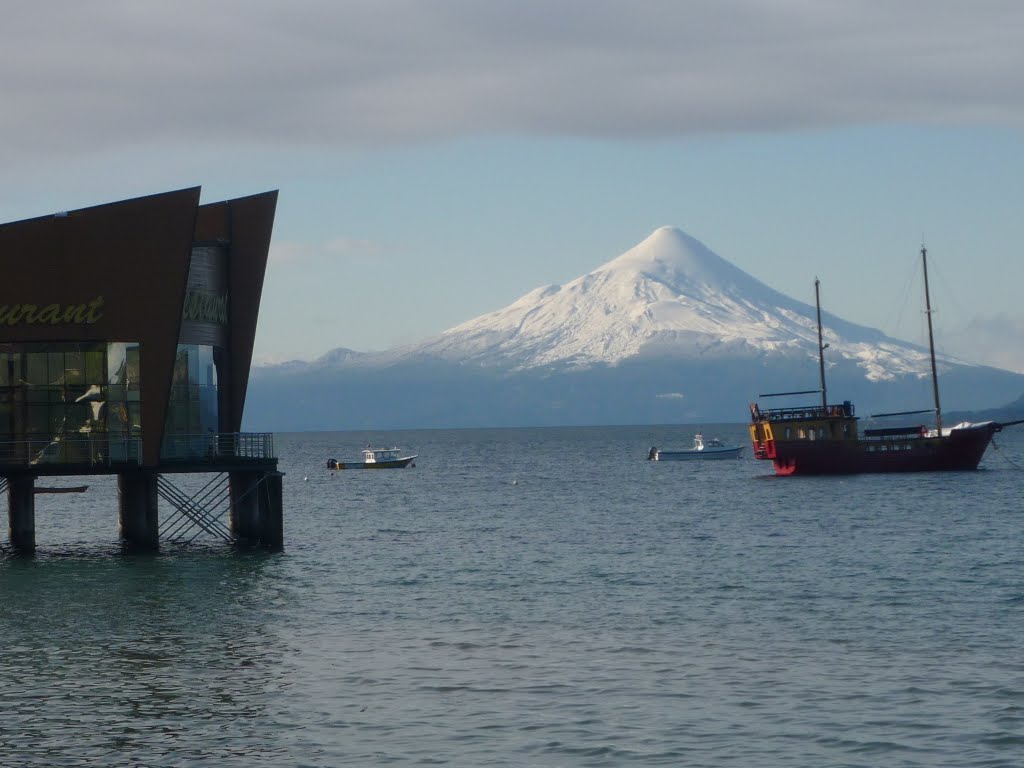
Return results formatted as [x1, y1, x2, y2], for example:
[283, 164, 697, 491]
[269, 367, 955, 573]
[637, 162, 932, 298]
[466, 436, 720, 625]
[245, 228, 1023, 431]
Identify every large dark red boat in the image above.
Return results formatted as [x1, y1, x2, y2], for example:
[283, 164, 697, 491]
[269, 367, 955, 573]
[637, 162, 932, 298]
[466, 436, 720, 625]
[748, 247, 1017, 476]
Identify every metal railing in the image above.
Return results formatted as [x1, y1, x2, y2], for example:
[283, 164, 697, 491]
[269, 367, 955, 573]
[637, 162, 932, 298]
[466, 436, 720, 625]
[0, 436, 143, 468]
[160, 432, 275, 463]
[0, 432, 274, 469]
[754, 403, 855, 422]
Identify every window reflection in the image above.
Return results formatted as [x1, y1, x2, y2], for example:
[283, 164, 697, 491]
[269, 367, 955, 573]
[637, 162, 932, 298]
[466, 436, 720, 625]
[0, 342, 141, 464]
[163, 344, 221, 458]
[0, 341, 223, 465]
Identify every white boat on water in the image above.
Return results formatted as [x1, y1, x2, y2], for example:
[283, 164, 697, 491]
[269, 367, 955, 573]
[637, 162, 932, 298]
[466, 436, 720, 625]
[647, 433, 743, 461]
[326, 446, 418, 470]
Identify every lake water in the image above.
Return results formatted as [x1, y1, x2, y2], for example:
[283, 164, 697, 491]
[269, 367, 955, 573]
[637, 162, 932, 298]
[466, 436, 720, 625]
[2, 424, 1023, 767]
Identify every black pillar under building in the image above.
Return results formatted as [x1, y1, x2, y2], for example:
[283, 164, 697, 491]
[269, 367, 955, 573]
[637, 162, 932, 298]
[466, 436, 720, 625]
[229, 470, 284, 551]
[6, 475, 36, 553]
[118, 471, 159, 550]
[262, 471, 284, 551]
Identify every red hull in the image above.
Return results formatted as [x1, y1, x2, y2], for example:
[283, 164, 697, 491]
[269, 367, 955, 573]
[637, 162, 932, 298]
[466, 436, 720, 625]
[760, 426, 996, 476]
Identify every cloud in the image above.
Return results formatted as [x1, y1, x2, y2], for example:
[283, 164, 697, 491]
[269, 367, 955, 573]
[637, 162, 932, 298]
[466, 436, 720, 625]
[3, 0, 1024, 171]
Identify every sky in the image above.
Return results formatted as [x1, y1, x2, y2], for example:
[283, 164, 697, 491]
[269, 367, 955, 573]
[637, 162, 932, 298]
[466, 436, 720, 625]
[3, 0, 1023, 370]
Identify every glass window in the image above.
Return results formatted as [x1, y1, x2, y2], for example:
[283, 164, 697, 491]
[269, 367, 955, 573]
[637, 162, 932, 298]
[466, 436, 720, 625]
[65, 350, 84, 385]
[188, 344, 199, 385]
[199, 387, 217, 432]
[107, 343, 126, 384]
[108, 402, 127, 434]
[199, 346, 216, 386]
[0, 391, 12, 434]
[162, 344, 221, 454]
[126, 345, 140, 390]
[87, 349, 106, 384]
[0, 342, 141, 463]
[48, 407, 64, 434]
[26, 352, 47, 386]
[172, 348, 190, 386]
[27, 404, 49, 436]
[48, 352, 65, 385]
[65, 402, 91, 433]
[128, 403, 142, 432]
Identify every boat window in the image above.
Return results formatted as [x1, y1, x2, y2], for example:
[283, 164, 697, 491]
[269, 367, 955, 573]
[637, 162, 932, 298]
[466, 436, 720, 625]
[818, 427, 826, 440]
[784, 427, 791, 439]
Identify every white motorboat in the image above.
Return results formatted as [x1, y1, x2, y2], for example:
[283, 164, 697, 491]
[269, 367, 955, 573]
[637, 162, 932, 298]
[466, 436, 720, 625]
[326, 446, 417, 470]
[648, 433, 743, 461]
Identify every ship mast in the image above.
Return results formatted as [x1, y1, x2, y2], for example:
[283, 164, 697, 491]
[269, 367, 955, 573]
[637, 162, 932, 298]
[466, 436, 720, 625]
[815, 278, 828, 413]
[921, 246, 942, 433]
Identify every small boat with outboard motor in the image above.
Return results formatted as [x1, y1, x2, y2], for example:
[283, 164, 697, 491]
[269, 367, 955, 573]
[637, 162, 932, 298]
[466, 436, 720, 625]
[326, 446, 417, 470]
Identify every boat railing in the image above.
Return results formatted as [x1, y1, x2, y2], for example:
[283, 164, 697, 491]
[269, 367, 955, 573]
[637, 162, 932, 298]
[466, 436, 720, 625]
[862, 425, 926, 440]
[753, 402, 855, 422]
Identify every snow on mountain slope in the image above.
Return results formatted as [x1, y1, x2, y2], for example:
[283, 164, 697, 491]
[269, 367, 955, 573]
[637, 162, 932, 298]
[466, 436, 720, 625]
[408, 226, 948, 380]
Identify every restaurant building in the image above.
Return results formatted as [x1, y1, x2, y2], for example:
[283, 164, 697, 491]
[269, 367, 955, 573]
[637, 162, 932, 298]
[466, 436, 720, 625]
[0, 188, 281, 552]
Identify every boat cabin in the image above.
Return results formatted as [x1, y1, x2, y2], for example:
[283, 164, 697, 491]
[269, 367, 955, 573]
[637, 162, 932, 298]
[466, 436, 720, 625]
[696, 435, 729, 450]
[362, 447, 403, 463]
[748, 401, 859, 460]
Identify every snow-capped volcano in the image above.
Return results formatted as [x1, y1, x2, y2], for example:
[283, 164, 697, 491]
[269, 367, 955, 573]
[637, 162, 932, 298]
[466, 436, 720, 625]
[412, 226, 935, 380]
[248, 226, 1024, 430]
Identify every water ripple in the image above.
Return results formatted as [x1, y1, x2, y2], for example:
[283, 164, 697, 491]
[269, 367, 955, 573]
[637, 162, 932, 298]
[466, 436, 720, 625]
[3, 426, 1024, 766]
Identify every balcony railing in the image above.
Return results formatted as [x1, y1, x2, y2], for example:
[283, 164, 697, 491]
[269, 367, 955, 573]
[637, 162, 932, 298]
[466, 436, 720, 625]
[160, 433, 276, 463]
[0, 433, 275, 470]
[0, 436, 143, 469]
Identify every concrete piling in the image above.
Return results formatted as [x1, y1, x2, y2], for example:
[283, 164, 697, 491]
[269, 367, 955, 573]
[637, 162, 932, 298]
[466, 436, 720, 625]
[6, 475, 36, 553]
[229, 470, 283, 550]
[118, 471, 160, 551]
